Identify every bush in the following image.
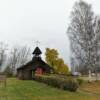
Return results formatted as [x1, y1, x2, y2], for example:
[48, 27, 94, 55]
[35, 75, 78, 92]
[63, 80, 78, 91]
[77, 78, 84, 85]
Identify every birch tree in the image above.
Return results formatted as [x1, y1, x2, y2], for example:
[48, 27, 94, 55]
[67, 0, 100, 74]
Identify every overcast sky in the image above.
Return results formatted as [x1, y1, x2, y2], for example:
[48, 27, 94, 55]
[0, 0, 100, 66]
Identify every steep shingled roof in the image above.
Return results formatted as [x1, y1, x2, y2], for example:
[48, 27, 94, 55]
[32, 47, 42, 55]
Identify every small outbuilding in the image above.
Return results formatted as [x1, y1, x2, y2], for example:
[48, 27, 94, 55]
[17, 47, 53, 80]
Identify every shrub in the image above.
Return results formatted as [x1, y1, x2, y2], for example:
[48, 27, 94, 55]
[63, 80, 78, 92]
[77, 78, 84, 85]
[35, 75, 78, 92]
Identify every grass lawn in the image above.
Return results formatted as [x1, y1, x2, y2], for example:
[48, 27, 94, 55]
[0, 78, 100, 100]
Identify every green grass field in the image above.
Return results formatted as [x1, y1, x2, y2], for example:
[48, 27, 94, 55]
[0, 78, 100, 100]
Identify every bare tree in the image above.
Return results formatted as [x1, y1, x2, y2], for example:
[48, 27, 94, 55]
[0, 42, 8, 71]
[17, 46, 31, 66]
[8, 46, 31, 75]
[67, 0, 100, 74]
[93, 17, 100, 77]
[8, 48, 19, 75]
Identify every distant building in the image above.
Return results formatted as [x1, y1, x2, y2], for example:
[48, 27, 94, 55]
[17, 47, 53, 80]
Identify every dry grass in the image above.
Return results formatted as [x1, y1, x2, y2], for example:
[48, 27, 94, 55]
[80, 81, 100, 94]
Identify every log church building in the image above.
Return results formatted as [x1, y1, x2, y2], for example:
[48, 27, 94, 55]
[17, 47, 52, 80]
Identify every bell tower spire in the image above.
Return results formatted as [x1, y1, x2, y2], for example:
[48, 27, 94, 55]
[32, 47, 42, 57]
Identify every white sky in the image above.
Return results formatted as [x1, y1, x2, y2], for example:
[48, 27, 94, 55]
[0, 0, 100, 66]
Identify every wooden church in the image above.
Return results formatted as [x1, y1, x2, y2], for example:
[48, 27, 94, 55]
[17, 47, 53, 80]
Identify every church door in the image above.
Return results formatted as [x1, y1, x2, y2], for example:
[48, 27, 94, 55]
[35, 67, 43, 76]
